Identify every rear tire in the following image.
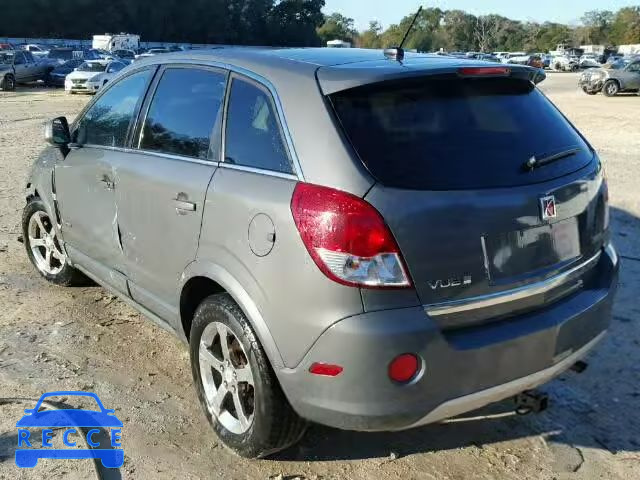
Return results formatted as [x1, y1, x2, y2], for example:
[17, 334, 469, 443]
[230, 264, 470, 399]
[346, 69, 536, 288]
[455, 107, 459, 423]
[603, 80, 619, 97]
[190, 293, 306, 458]
[1, 74, 15, 91]
[22, 198, 87, 286]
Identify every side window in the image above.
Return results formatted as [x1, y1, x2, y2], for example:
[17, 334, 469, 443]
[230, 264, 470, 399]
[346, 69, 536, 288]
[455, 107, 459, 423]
[224, 77, 293, 174]
[14, 53, 25, 65]
[75, 69, 151, 147]
[628, 63, 640, 73]
[139, 67, 226, 160]
[24, 52, 34, 63]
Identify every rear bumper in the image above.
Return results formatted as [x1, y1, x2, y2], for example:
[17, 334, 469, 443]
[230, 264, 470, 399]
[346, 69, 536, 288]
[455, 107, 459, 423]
[278, 244, 618, 431]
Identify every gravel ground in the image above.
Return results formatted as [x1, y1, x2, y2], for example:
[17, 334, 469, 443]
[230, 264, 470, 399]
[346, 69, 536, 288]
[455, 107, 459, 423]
[0, 73, 639, 480]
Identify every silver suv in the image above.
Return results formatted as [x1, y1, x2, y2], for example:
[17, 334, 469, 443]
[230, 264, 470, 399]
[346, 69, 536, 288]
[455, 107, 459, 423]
[24, 48, 618, 458]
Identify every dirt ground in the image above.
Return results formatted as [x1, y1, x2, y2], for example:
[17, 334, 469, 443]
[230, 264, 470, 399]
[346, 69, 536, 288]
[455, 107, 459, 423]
[0, 73, 639, 480]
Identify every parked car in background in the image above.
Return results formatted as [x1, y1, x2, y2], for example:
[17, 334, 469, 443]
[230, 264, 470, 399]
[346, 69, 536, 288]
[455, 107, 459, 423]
[579, 54, 601, 69]
[43, 48, 101, 68]
[64, 60, 126, 93]
[19, 44, 50, 58]
[501, 52, 526, 63]
[0, 50, 48, 90]
[26, 48, 616, 459]
[552, 55, 578, 71]
[0, 43, 14, 51]
[45, 59, 85, 87]
[135, 48, 170, 59]
[467, 53, 500, 62]
[579, 60, 640, 96]
[112, 49, 136, 61]
[507, 54, 544, 68]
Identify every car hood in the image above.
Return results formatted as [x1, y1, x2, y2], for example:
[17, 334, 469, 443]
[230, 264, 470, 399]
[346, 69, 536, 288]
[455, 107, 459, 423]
[66, 71, 103, 81]
[16, 409, 123, 427]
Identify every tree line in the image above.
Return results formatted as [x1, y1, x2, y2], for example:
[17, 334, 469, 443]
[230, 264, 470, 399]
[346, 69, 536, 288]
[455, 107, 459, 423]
[319, 6, 640, 52]
[3, 1, 640, 51]
[2, 0, 326, 46]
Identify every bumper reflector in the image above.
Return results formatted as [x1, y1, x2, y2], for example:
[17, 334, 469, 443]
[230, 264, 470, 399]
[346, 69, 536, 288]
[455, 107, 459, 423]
[309, 363, 343, 377]
[389, 354, 420, 383]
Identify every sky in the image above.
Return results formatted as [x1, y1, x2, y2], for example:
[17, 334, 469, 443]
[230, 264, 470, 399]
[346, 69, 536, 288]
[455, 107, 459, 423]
[322, 0, 640, 30]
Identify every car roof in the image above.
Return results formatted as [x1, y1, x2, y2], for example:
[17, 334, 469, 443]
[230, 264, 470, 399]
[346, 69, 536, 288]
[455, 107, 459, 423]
[134, 47, 527, 94]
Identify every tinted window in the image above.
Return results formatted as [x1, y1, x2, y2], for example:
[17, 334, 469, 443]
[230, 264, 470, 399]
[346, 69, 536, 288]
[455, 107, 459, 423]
[331, 77, 592, 190]
[224, 78, 292, 174]
[14, 52, 25, 64]
[75, 69, 151, 147]
[140, 68, 226, 160]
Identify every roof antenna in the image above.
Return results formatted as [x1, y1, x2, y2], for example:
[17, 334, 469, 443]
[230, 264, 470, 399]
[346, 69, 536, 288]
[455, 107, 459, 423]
[384, 6, 423, 61]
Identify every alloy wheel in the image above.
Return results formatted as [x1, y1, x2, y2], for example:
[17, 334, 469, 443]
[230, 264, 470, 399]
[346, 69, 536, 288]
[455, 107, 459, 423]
[199, 321, 255, 434]
[27, 211, 66, 275]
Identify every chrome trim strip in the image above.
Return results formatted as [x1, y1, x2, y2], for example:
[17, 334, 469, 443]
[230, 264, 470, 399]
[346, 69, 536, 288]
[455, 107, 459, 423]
[217, 163, 298, 181]
[81, 145, 217, 167]
[425, 250, 602, 317]
[402, 331, 606, 430]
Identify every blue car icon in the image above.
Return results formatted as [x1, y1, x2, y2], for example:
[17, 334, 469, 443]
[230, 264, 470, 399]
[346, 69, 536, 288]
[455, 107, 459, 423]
[15, 391, 123, 468]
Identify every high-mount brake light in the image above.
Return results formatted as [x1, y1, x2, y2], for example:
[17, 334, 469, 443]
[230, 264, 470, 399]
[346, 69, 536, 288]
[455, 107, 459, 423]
[458, 66, 510, 76]
[291, 183, 412, 289]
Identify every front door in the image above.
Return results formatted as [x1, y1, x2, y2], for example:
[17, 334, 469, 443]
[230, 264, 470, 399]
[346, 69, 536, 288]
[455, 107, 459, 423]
[113, 65, 227, 324]
[55, 68, 154, 292]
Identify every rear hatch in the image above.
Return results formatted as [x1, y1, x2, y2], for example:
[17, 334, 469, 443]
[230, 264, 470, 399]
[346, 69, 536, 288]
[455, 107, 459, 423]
[326, 66, 608, 328]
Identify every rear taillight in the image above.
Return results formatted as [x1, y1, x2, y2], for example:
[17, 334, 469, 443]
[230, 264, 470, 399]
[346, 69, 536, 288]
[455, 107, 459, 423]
[291, 183, 412, 289]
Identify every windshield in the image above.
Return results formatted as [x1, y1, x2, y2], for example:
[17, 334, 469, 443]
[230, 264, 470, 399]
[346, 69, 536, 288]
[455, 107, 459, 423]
[0, 52, 14, 64]
[331, 76, 592, 190]
[78, 62, 107, 72]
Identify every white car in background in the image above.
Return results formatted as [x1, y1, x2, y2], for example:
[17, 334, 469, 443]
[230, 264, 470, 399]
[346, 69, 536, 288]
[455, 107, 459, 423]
[64, 60, 126, 94]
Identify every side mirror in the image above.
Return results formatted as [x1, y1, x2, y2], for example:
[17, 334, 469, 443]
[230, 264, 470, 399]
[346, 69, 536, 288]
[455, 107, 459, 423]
[44, 116, 71, 146]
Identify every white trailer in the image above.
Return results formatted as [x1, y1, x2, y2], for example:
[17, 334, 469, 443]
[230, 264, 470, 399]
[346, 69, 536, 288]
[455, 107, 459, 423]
[92, 34, 140, 52]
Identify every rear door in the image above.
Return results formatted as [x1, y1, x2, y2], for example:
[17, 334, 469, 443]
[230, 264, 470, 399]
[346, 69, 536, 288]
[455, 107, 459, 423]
[329, 73, 608, 328]
[113, 65, 227, 323]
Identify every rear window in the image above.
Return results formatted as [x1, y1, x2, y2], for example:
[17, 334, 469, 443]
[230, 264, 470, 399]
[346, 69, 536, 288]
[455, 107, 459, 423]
[330, 76, 592, 190]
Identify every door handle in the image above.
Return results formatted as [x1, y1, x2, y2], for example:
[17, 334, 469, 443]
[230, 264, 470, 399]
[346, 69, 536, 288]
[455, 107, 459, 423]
[174, 198, 196, 214]
[100, 174, 115, 191]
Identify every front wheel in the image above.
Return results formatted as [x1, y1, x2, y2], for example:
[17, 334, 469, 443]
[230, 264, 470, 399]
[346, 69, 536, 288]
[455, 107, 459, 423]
[582, 86, 598, 95]
[22, 199, 86, 286]
[602, 80, 619, 97]
[1, 74, 15, 91]
[190, 293, 306, 458]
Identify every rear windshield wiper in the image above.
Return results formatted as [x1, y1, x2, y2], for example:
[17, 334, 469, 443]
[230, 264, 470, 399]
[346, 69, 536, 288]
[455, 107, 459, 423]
[523, 147, 582, 171]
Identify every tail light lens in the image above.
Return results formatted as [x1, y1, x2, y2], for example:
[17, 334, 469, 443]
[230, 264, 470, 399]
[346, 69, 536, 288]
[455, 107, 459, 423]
[291, 183, 412, 289]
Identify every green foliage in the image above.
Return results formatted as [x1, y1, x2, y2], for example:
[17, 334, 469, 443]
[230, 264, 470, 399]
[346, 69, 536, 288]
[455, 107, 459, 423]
[3, 1, 639, 50]
[317, 12, 357, 45]
[365, 4, 640, 53]
[2, 0, 326, 46]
